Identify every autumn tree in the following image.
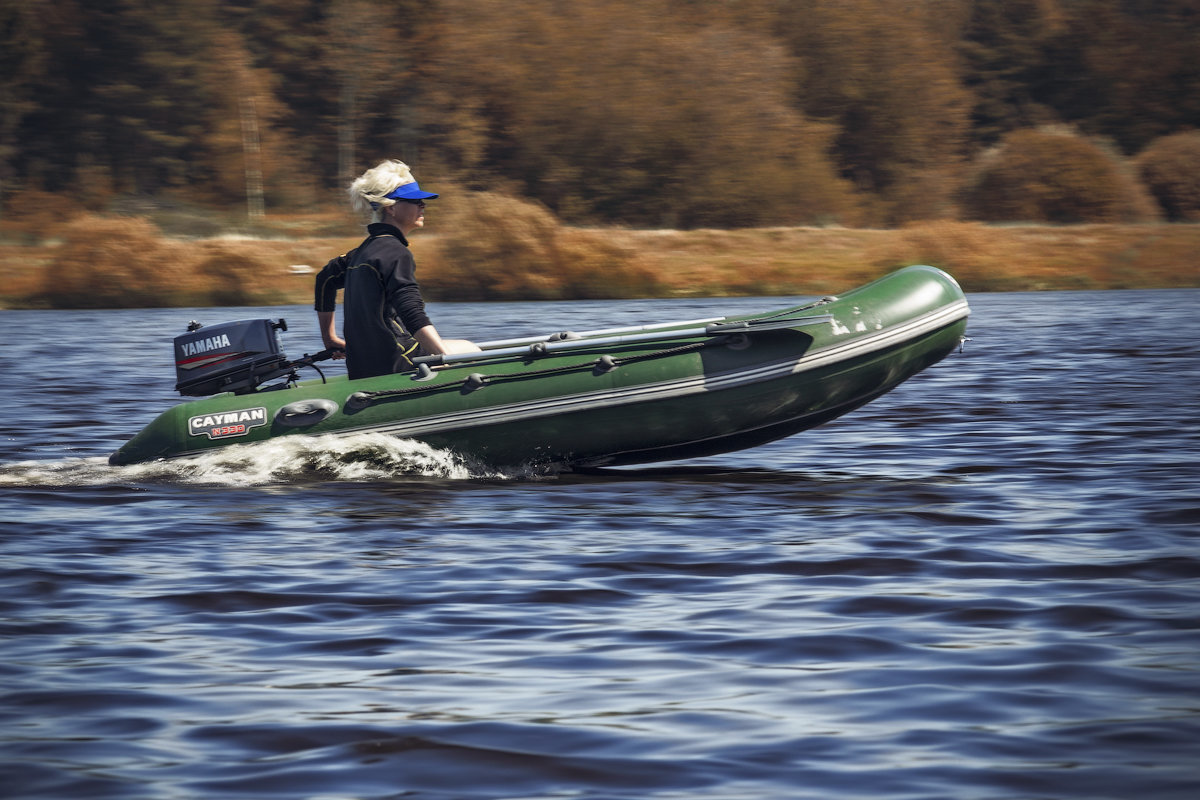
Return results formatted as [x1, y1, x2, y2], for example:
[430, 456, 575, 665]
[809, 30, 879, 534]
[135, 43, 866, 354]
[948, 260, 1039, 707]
[324, 0, 399, 185]
[232, 0, 334, 189]
[770, 0, 973, 224]
[232, 0, 439, 195]
[960, 0, 1200, 155]
[1137, 131, 1200, 222]
[78, 0, 227, 193]
[5, 0, 1200, 228]
[958, 0, 1067, 145]
[202, 30, 292, 215]
[1041, 0, 1200, 154]
[424, 0, 854, 228]
[962, 127, 1156, 223]
[8, 0, 246, 200]
[0, 0, 51, 205]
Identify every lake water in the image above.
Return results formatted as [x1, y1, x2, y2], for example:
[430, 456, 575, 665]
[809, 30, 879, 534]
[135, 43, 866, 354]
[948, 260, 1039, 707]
[2, 288, 1199, 800]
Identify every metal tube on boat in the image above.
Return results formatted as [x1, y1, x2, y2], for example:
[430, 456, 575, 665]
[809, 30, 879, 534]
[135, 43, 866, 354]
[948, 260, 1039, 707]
[473, 317, 725, 350]
[414, 314, 835, 368]
[414, 326, 716, 367]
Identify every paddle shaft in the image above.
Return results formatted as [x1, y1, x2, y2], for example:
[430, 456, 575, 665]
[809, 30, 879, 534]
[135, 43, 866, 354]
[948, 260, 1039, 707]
[415, 314, 833, 367]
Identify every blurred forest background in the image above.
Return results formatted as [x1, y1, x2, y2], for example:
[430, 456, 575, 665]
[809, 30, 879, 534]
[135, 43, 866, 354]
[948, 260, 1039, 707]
[2, 0, 1199, 307]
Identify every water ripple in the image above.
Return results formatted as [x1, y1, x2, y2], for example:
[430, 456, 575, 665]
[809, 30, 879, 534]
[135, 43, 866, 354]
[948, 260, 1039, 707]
[3, 291, 1200, 799]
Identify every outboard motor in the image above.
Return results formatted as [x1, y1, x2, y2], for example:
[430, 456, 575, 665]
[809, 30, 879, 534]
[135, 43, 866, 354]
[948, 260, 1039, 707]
[174, 319, 293, 396]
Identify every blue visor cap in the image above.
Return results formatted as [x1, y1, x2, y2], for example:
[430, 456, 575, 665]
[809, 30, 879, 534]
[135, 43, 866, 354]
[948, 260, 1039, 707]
[384, 181, 439, 201]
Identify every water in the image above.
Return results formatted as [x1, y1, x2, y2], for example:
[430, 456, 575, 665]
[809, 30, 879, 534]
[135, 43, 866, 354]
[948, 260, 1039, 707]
[2, 289, 1199, 800]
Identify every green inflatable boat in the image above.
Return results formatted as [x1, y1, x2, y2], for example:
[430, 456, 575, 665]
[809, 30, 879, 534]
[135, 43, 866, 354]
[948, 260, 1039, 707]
[108, 265, 970, 468]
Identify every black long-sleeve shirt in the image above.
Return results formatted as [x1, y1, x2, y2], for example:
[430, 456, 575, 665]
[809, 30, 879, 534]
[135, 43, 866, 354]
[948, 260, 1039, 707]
[313, 223, 433, 380]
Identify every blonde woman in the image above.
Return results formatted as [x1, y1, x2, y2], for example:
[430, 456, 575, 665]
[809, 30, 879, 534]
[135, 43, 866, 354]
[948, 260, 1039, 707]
[313, 160, 479, 380]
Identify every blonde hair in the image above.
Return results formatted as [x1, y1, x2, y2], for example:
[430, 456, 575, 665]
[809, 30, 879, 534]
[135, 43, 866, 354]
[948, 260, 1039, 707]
[348, 160, 417, 221]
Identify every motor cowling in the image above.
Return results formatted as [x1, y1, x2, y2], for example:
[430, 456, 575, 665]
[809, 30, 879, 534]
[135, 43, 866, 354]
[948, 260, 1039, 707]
[174, 318, 291, 396]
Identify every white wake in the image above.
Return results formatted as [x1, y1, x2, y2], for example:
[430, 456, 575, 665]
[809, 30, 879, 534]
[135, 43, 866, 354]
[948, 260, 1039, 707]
[0, 432, 528, 487]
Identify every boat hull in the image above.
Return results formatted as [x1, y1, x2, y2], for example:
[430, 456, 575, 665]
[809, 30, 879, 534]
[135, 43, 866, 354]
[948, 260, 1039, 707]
[109, 265, 969, 468]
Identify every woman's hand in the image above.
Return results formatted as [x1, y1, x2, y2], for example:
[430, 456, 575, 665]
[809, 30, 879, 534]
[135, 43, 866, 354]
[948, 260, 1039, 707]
[317, 311, 347, 359]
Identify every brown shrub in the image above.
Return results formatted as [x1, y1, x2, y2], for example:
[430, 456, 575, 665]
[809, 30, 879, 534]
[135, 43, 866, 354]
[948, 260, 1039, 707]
[428, 191, 662, 300]
[1136, 131, 1200, 222]
[552, 228, 662, 299]
[962, 128, 1157, 224]
[192, 243, 280, 306]
[34, 215, 192, 308]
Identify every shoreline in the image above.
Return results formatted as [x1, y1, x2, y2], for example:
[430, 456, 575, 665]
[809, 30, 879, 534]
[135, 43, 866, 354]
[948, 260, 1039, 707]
[3, 220, 1198, 309]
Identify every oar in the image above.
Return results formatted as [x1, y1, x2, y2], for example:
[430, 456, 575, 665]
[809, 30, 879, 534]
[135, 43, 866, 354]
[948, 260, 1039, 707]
[415, 314, 833, 368]
[474, 317, 724, 350]
[705, 314, 834, 334]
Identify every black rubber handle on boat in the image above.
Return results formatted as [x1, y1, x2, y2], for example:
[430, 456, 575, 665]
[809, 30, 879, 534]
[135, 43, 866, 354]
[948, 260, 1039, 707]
[290, 348, 341, 368]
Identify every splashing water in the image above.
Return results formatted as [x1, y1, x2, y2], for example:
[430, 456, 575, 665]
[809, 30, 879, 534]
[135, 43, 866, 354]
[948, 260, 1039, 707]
[0, 432, 515, 487]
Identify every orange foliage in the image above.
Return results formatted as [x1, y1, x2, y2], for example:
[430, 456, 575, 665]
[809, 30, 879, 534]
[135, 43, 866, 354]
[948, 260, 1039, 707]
[1137, 132, 1200, 222]
[428, 191, 661, 300]
[427, 0, 856, 229]
[5, 0, 1200, 231]
[3, 210, 1198, 310]
[33, 215, 192, 308]
[962, 128, 1158, 223]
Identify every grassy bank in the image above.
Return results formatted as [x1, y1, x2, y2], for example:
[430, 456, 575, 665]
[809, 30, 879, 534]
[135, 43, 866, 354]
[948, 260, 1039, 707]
[2, 213, 1197, 310]
[624, 222, 1200, 295]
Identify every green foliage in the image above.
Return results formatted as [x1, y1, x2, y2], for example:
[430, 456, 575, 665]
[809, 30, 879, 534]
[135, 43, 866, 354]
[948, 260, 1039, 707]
[962, 128, 1156, 224]
[1137, 132, 1200, 222]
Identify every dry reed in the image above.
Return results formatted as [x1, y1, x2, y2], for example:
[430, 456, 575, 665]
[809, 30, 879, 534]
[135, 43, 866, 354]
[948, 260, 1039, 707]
[2, 209, 1197, 309]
